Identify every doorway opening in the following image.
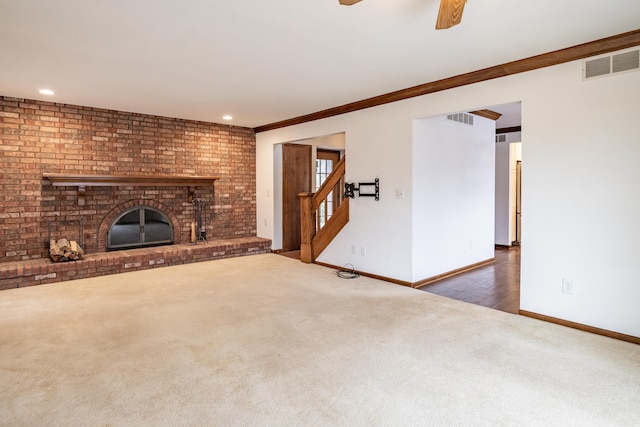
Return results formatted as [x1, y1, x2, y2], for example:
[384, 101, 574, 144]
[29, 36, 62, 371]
[417, 101, 522, 314]
[273, 133, 345, 258]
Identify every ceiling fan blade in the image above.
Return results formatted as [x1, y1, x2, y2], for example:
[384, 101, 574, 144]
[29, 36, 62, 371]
[435, 0, 466, 30]
[339, 0, 362, 5]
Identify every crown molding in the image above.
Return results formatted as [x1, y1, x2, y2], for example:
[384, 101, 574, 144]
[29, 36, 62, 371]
[254, 29, 640, 133]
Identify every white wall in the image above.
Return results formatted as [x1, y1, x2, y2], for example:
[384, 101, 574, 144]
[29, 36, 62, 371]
[257, 108, 415, 281]
[495, 140, 512, 246]
[256, 54, 640, 337]
[316, 109, 415, 281]
[519, 63, 640, 337]
[412, 115, 495, 281]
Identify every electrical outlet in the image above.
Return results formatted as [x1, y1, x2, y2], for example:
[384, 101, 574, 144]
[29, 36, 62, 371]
[562, 278, 574, 295]
[360, 246, 366, 256]
[351, 244, 357, 255]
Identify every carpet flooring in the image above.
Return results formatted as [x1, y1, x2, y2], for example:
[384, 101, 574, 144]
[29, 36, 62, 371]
[1, 254, 639, 426]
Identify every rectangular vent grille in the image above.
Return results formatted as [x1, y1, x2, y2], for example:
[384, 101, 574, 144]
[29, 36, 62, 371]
[613, 49, 639, 73]
[585, 57, 610, 78]
[584, 49, 639, 80]
[447, 112, 474, 126]
[496, 134, 507, 143]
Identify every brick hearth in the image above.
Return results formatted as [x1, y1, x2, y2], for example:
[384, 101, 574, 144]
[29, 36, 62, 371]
[0, 237, 271, 290]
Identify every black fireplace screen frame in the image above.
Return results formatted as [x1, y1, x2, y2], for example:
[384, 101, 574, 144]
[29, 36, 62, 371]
[106, 206, 174, 251]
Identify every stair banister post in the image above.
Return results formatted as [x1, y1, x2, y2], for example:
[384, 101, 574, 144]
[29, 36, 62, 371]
[299, 192, 315, 263]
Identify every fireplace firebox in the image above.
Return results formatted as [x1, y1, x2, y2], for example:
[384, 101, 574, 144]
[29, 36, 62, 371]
[107, 206, 173, 250]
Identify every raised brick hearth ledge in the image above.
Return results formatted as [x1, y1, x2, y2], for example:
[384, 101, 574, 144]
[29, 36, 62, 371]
[0, 237, 272, 290]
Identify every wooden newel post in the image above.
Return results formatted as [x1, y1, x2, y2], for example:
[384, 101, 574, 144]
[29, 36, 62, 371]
[299, 192, 314, 263]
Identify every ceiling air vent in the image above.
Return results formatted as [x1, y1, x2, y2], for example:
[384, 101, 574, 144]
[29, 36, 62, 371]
[496, 134, 507, 143]
[584, 48, 639, 80]
[447, 112, 474, 126]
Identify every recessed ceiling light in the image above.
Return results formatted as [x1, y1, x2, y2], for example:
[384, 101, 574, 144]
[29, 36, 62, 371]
[39, 89, 55, 95]
[222, 115, 233, 121]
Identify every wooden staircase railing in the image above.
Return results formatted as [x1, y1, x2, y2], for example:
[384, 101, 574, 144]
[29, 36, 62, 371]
[299, 156, 349, 263]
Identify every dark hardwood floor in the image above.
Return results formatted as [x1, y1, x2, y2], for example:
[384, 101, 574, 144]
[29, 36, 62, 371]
[417, 246, 521, 314]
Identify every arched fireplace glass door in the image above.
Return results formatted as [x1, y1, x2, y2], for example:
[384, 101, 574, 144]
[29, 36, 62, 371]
[107, 206, 173, 250]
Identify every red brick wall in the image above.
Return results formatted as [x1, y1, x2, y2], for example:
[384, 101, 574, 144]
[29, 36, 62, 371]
[1, 96, 257, 262]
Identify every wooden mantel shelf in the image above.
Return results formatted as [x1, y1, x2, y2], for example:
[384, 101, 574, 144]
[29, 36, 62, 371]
[43, 173, 220, 206]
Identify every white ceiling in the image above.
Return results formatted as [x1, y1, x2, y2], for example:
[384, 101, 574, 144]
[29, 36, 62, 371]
[1, 1, 638, 129]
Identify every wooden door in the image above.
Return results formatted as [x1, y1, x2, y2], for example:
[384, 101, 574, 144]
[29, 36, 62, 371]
[282, 143, 312, 251]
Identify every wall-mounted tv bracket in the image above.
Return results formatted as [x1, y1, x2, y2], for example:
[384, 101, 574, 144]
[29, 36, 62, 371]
[344, 178, 379, 201]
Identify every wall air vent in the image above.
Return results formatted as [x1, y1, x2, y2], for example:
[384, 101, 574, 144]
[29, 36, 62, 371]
[612, 49, 640, 73]
[496, 134, 507, 143]
[585, 57, 610, 78]
[447, 112, 474, 126]
[584, 48, 639, 80]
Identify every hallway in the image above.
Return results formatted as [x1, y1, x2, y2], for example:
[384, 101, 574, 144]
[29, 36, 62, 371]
[417, 247, 521, 314]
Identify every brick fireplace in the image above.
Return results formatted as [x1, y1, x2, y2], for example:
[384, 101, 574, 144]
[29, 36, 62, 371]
[0, 96, 271, 289]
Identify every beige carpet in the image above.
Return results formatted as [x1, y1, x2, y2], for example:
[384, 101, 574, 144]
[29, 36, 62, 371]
[1, 254, 638, 426]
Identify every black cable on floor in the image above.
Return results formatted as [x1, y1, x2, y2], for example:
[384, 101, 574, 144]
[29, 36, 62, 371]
[335, 263, 360, 279]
